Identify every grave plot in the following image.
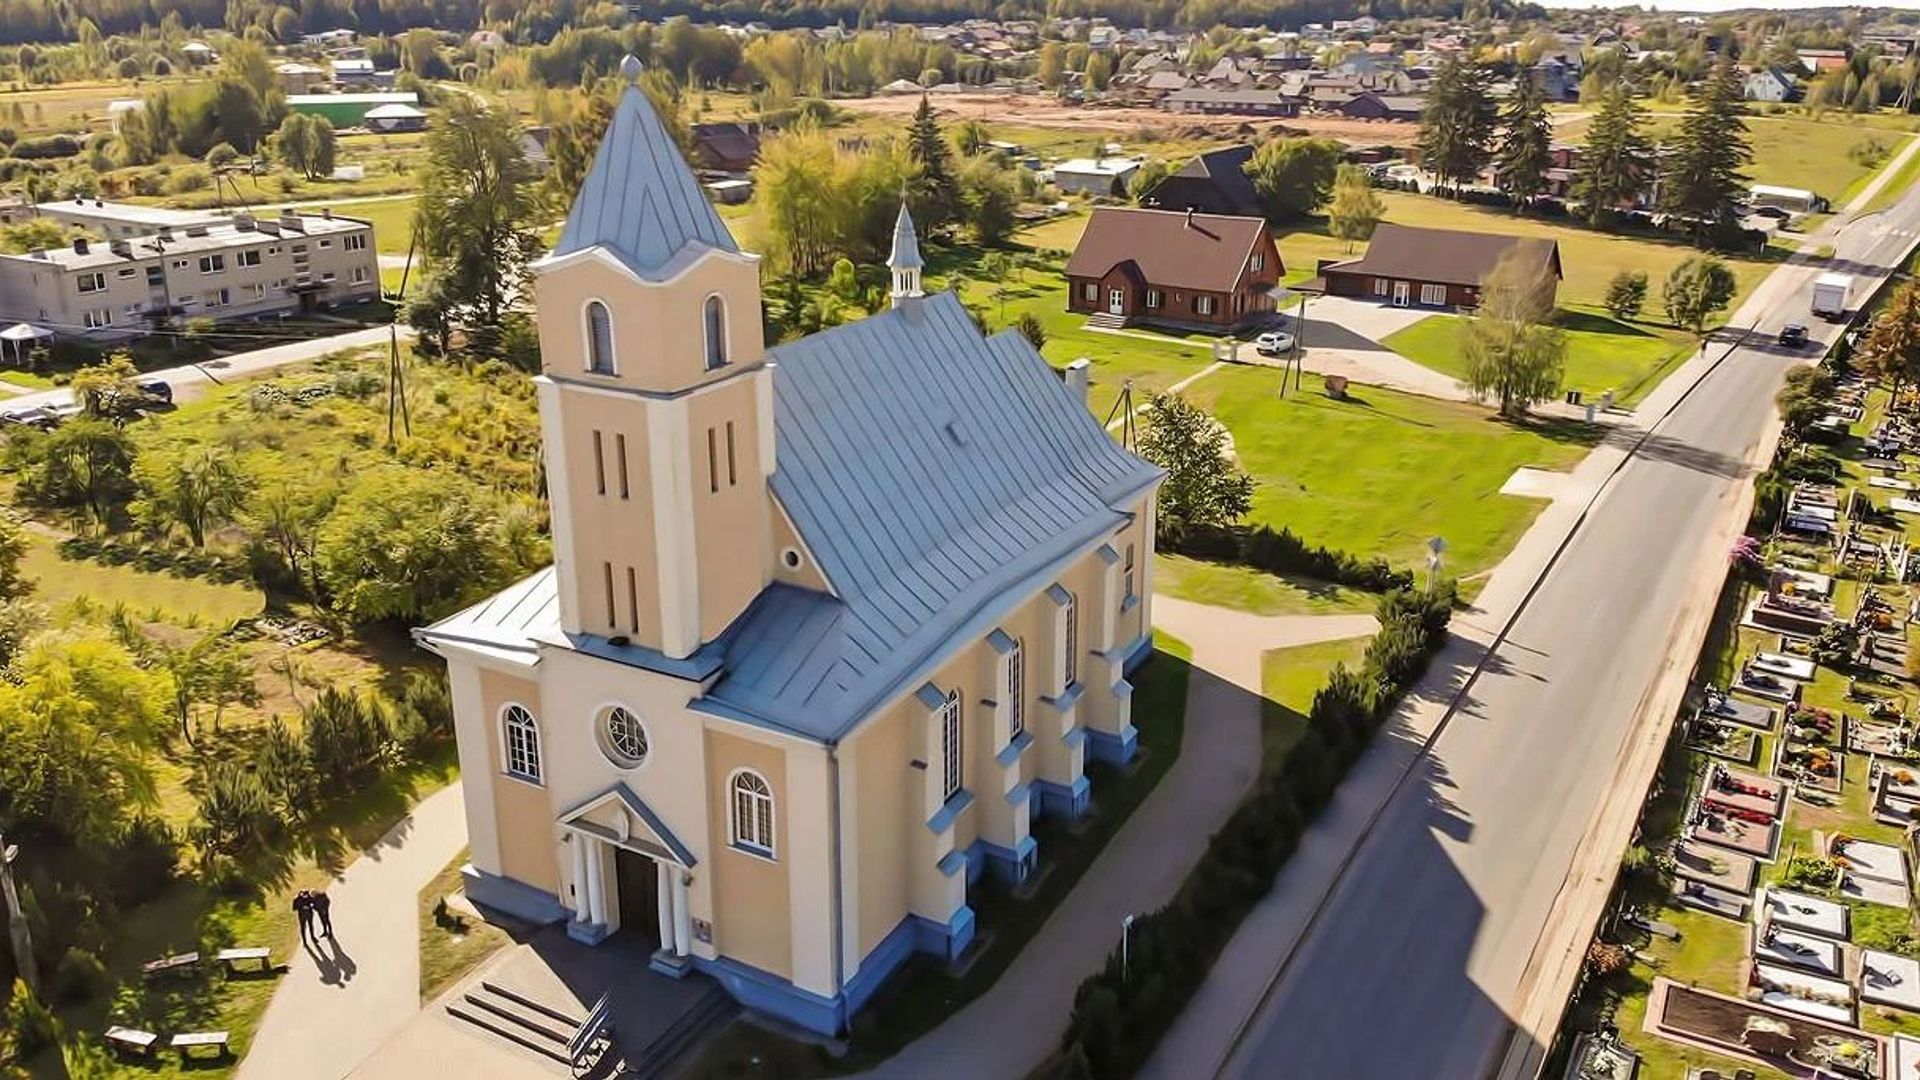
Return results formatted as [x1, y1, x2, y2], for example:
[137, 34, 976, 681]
[1674, 877, 1750, 920]
[1745, 568, 1838, 638]
[1672, 840, 1759, 894]
[1753, 651, 1818, 682]
[1701, 688, 1779, 732]
[1647, 979, 1884, 1078]
[1861, 951, 1920, 1014]
[1752, 924, 1844, 978]
[1898, 1034, 1920, 1080]
[1851, 717, 1915, 759]
[1687, 712, 1760, 764]
[1776, 705, 1846, 796]
[1758, 888, 1850, 941]
[1705, 764, 1788, 819]
[1832, 835, 1912, 909]
[1750, 963, 1856, 1024]
[1873, 765, 1920, 827]
[1690, 808, 1780, 863]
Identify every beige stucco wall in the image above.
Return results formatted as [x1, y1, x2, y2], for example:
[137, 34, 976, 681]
[684, 377, 773, 638]
[532, 249, 765, 394]
[477, 666, 560, 895]
[849, 704, 910, 958]
[703, 727, 793, 979]
[548, 388, 664, 640]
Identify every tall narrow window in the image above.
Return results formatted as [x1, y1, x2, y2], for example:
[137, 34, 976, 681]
[615, 433, 629, 498]
[586, 301, 615, 374]
[725, 421, 737, 487]
[503, 705, 541, 782]
[625, 567, 639, 633]
[1062, 592, 1078, 688]
[592, 431, 606, 495]
[703, 295, 727, 369]
[1008, 638, 1026, 740]
[1124, 544, 1137, 601]
[707, 428, 719, 494]
[731, 770, 775, 856]
[940, 691, 963, 801]
[603, 562, 616, 629]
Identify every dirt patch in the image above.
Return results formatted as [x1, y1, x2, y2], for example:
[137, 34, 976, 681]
[836, 92, 1423, 147]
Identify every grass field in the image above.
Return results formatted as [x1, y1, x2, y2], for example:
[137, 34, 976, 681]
[1382, 306, 1697, 405]
[1867, 140, 1920, 213]
[1180, 366, 1599, 575]
[296, 194, 418, 254]
[1275, 191, 1782, 315]
[1260, 634, 1374, 771]
[1155, 553, 1379, 615]
[419, 848, 515, 1003]
[20, 528, 264, 625]
[0, 77, 207, 134]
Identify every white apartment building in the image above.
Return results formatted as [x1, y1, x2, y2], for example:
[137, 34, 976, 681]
[0, 210, 380, 341]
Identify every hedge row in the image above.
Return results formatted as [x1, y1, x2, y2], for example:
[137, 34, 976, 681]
[1169, 523, 1415, 593]
[1043, 584, 1456, 1079]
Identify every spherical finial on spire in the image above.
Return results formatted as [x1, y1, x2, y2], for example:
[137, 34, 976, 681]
[620, 54, 643, 83]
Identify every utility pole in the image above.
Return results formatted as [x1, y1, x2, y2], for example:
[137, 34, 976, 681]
[0, 832, 38, 996]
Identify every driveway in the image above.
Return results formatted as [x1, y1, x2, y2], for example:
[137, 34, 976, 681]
[1299, 294, 1437, 346]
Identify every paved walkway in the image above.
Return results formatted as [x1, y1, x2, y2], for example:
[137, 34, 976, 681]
[237, 781, 470, 1080]
[861, 601, 1377, 1078]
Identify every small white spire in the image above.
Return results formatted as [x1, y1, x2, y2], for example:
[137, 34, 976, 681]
[888, 200, 924, 308]
[619, 53, 643, 83]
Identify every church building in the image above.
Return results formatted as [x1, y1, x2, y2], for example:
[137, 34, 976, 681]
[417, 60, 1164, 1035]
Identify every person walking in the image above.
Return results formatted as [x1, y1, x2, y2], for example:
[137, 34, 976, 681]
[312, 888, 333, 941]
[293, 890, 314, 943]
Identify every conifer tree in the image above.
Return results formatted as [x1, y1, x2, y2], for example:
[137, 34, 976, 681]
[1572, 84, 1652, 228]
[908, 95, 961, 236]
[1494, 76, 1553, 212]
[1416, 57, 1497, 197]
[1660, 59, 1754, 246]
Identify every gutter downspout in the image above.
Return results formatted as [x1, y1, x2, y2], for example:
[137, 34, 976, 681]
[828, 742, 845, 1027]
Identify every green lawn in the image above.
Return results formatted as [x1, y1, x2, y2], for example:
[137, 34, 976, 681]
[1381, 307, 1697, 406]
[1260, 635, 1374, 770]
[1867, 140, 1920, 214]
[1155, 553, 1378, 616]
[1277, 191, 1783, 316]
[1180, 366, 1598, 576]
[20, 528, 264, 625]
[1550, 113, 1911, 207]
[420, 847, 516, 1003]
[295, 194, 417, 254]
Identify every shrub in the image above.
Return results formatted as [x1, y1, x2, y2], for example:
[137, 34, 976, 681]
[1173, 523, 1415, 593]
[4, 979, 58, 1058]
[49, 946, 110, 1006]
[194, 759, 279, 866]
[108, 815, 178, 907]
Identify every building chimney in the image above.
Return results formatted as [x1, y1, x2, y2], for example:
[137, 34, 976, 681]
[109, 239, 130, 257]
[1185, 207, 1195, 228]
[72, 238, 88, 255]
[1064, 358, 1092, 404]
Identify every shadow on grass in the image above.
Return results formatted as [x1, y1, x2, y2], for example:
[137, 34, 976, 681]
[1505, 414, 1611, 447]
[1557, 309, 1661, 339]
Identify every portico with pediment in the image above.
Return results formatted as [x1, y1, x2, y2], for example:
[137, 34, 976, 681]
[558, 784, 697, 973]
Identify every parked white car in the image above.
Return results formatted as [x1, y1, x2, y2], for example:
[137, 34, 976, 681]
[1254, 331, 1295, 356]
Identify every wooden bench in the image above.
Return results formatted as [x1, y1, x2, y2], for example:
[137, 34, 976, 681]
[104, 1026, 159, 1057]
[216, 947, 272, 973]
[169, 1031, 229, 1060]
[140, 951, 199, 979]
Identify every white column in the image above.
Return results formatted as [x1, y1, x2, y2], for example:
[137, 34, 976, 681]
[585, 840, 607, 926]
[656, 862, 675, 947]
[570, 835, 588, 923]
[672, 872, 693, 958]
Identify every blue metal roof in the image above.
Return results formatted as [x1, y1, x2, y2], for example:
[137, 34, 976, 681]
[551, 78, 738, 278]
[697, 291, 1161, 741]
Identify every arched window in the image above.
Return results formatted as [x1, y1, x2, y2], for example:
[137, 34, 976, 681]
[730, 770, 775, 856]
[586, 300, 615, 374]
[503, 704, 541, 782]
[703, 295, 727, 370]
[940, 690, 963, 801]
[1007, 637, 1026, 740]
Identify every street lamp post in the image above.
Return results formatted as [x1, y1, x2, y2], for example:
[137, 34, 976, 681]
[1121, 913, 1136, 983]
[1426, 536, 1447, 594]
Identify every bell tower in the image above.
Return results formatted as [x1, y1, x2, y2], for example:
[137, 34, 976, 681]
[888, 201, 924, 307]
[529, 58, 775, 659]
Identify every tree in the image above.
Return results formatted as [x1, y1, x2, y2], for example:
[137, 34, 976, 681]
[1084, 52, 1113, 91]
[248, 471, 337, 598]
[133, 446, 251, 548]
[1131, 158, 1171, 205]
[959, 154, 1018, 247]
[1137, 393, 1254, 546]
[69, 353, 141, 419]
[1494, 76, 1553, 211]
[956, 119, 990, 156]
[1663, 256, 1738, 336]
[10, 419, 138, 528]
[1417, 57, 1497, 196]
[209, 76, 267, 154]
[1015, 312, 1047, 351]
[1244, 137, 1344, 224]
[1327, 164, 1385, 251]
[546, 91, 617, 204]
[314, 468, 513, 622]
[908, 96, 961, 236]
[1038, 42, 1066, 90]
[1459, 252, 1566, 417]
[1604, 270, 1649, 321]
[0, 514, 28, 601]
[0, 218, 69, 255]
[1776, 366, 1838, 447]
[1573, 85, 1652, 227]
[274, 113, 336, 180]
[1660, 59, 1754, 244]
[1861, 279, 1920, 397]
[413, 94, 545, 336]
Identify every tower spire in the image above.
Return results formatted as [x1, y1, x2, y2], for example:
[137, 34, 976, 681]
[888, 199, 924, 308]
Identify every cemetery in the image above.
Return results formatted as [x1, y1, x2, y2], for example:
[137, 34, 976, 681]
[1564, 353, 1920, 1078]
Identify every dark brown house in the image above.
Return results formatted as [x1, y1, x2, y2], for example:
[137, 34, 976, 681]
[1313, 223, 1561, 309]
[690, 121, 761, 174]
[1065, 207, 1281, 331]
[1141, 146, 1262, 218]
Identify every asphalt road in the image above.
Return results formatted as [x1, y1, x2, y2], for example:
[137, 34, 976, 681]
[1213, 202, 1920, 1079]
